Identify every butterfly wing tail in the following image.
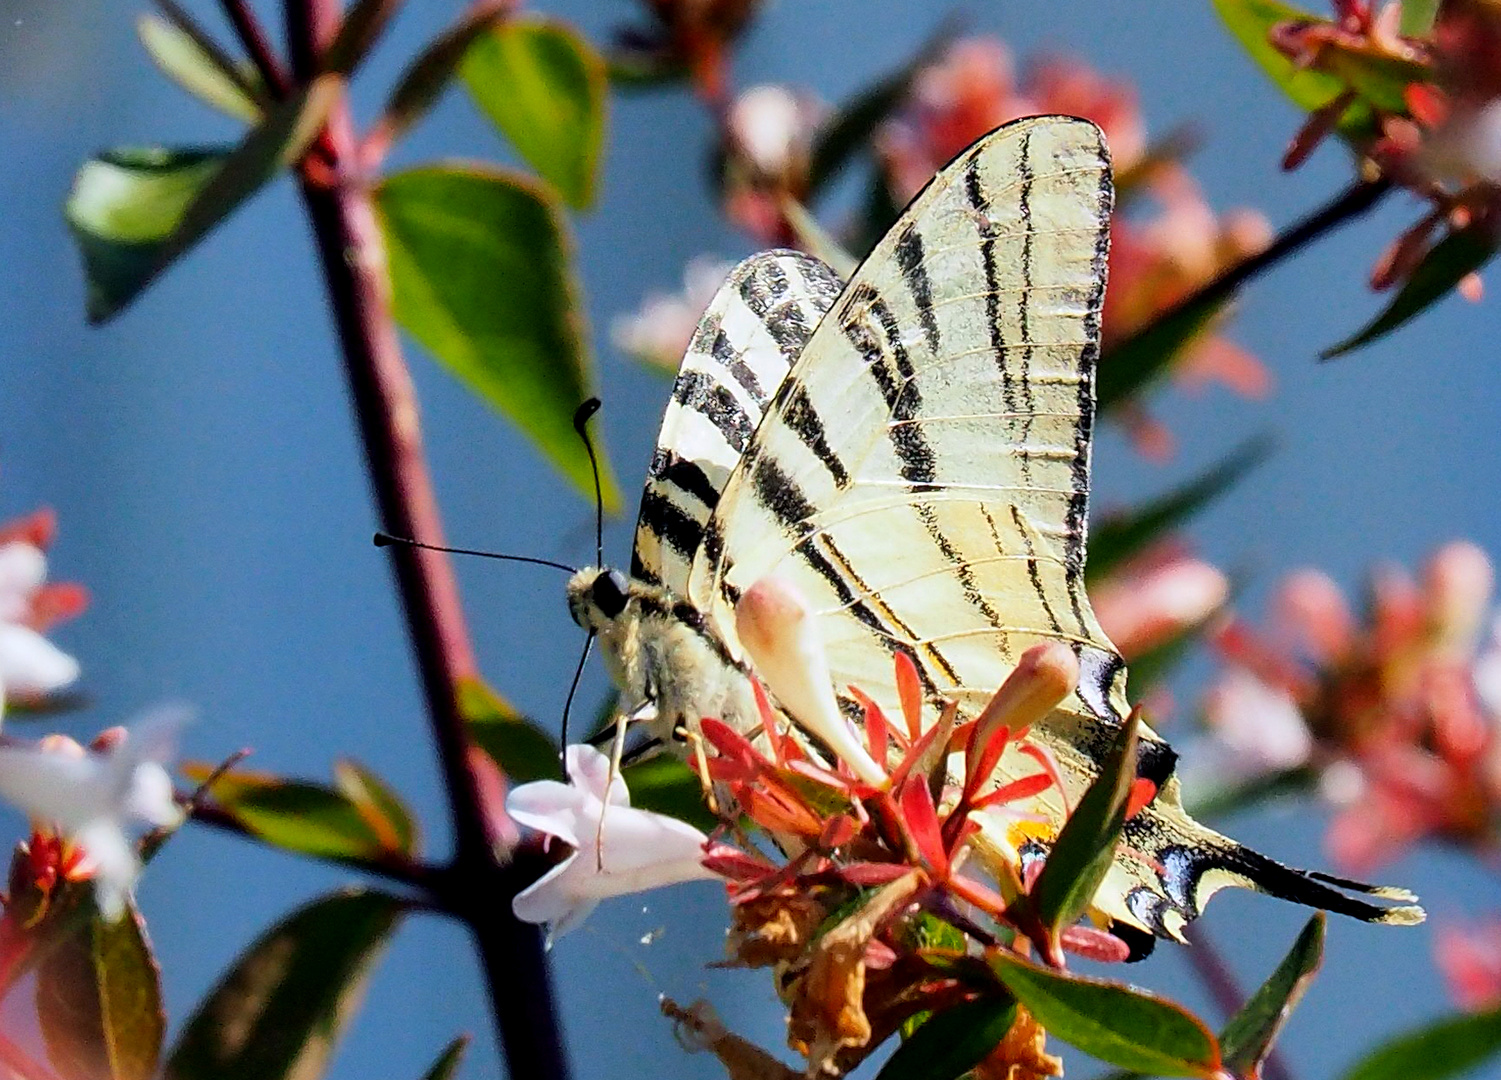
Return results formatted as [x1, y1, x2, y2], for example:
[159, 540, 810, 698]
[1123, 788, 1426, 939]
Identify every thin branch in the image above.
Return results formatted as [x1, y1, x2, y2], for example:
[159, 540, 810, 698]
[152, 0, 265, 101]
[1183, 923, 1295, 1080]
[1164, 177, 1393, 321]
[284, 0, 569, 1069]
[218, 0, 292, 96]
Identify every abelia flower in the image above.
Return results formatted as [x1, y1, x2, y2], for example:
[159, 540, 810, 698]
[1092, 541, 1230, 661]
[612, 256, 734, 374]
[0, 714, 184, 918]
[1270, 1, 1501, 296]
[721, 85, 825, 245]
[1205, 541, 1501, 871]
[1436, 917, 1501, 1011]
[0, 510, 85, 717]
[610, 0, 763, 105]
[506, 744, 719, 942]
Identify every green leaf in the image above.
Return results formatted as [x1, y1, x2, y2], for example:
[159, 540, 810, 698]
[460, 677, 563, 783]
[1089, 436, 1272, 584]
[1323, 227, 1498, 358]
[461, 16, 608, 210]
[66, 76, 339, 323]
[991, 953, 1221, 1078]
[621, 755, 717, 833]
[874, 995, 1018, 1080]
[806, 22, 953, 199]
[1028, 709, 1141, 953]
[36, 898, 164, 1080]
[1221, 913, 1325, 1076]
[420, 1036, 470, 1080]
[333, 759, 420, 856]
[1400, 0, 1441, 35]
[1097, 291, 1225, 412]
[373, 2, 509, 149]
[166, 890, 403, 1080]
[137, 11, 261, 121]
[1211, 0, 1379, 138]
[1343, 1007, 1501, 1080]
[183, 764, 388, 861]
[375, 164, 618, 508]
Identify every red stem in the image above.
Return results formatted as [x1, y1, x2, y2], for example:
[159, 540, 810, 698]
[277, 0, 569, 1074]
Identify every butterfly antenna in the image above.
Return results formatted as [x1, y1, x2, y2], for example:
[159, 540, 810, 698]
[373, 532, 576, 575]
[573, 398, 605, 567]
[561, 630, 595, 749]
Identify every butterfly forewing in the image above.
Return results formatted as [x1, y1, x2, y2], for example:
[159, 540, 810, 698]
[689, 116, 1126, 723]
[632, 252, 844, 595]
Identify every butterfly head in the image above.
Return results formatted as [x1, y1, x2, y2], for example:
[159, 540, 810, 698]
[566, 566, 631, 632]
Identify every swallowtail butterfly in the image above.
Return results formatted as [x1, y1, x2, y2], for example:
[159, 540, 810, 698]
[567, 115, 1422, 948]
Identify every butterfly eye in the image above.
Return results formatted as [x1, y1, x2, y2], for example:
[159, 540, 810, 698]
[591, 569, 629, 618]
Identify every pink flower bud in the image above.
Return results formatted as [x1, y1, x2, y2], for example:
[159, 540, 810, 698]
[735, 577, 887, 785]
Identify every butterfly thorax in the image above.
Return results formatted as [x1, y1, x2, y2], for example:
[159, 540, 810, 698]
[567, 567, 759, 744]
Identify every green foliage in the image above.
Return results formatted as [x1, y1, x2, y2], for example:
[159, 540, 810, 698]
[1088, 436, 1272, 583]
[874, 995, 1018, 1080]
[459, 676, 564, 784]
[991, 953, 1221, 1078]
[1027, 710, 1140, 955]
[420, 1036, 470, 1080]
[1221, 914, 1325, 1076]
[1212, 0, 1379, 137]
[375, 164, 619, 508]
[165, 890, 403, 1080]
[136, 12, 261, 121]
[1400, 0, 1441, 35]
[333, 759, 421, 856]
[1342, 1007, 1501, 1080]
[183, 760, 416, 862]
[66, 77, 338, 323]
[372, 3, 509, 148]
[36, 898, 164, 1080]
[1323, 229, 1500, 358]
[462, 16, 608, 209]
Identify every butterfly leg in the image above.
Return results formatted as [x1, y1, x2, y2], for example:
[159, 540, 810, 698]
[595, 701, 652, 870]
[676, 722, 720, 817]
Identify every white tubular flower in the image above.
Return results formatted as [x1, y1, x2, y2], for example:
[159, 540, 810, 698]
[508, 745, 718, 943]
[0, 541, 81, 717]
[0, 710, 185, 919]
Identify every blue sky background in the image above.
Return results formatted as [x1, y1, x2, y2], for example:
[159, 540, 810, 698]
[2, 1, 1499, 1077]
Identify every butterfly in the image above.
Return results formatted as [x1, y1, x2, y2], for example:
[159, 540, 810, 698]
[567, 114, 1422, 951]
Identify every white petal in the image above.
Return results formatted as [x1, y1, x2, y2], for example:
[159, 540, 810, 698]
[73, 818, 137, 921]
[511, 854, 594, 931]
[0, 625, 79, 694]
[564, 744, 629, 807]
[126, 762, 182, 828]
[0, 543, 46, 619]
[0, 745, 110, 827]
[506, 779, 593, 847]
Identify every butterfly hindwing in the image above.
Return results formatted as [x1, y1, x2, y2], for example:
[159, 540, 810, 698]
[632, 252, 844, 595]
